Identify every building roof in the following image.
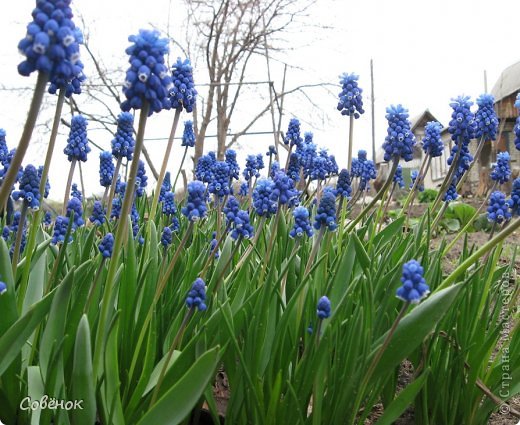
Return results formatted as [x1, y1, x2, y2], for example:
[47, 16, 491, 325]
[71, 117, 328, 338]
[491, 61, 520, 102]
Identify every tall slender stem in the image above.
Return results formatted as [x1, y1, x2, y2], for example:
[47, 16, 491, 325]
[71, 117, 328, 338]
[105, 157, 122, 216]
[93, 103, 150, 380]
[11, 202, 28, 276]
[456, 136, 485, 193]
[347, 115, 354, 171]
[0, 73, 48, 210]
[78, 161, 86, 204]
[172, 146, 189, 192]
[149, 108, 181, 221]
[62, 159, 76, 214]
[400, 153, 430, 215]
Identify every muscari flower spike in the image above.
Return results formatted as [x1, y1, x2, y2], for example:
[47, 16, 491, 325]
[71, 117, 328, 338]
[448, 95, 476, 145]
[487, 191, 511, 224]
[170, 58, 197, 112]
[310, 155, 328, 181]
[396, 259, 429, 304]
[410, 170, 424, 192]
[196, 153, 216, 183]
[393, 165, 405, 189]
[12, 164, 41, 210]
[287, 153, 301, 182]
[289, 206, 313, 238]
[507, 178, 520, 216]
[474, 93, 498, 142]
[270, 161, 280, 178]
[337, 73, 364, 118]
[313, 188, 337, 231]
[0, 129, 9, 166]
[252, 179, 277, 217]
[161, 226, 172, 247]
[382, 104, 416, 162]
[186, 278, 207, 311]
[51, 215, 71, 245]
[37, 166, 50, 198]
[284, 118, 303, 147]
[317, 296, 331, 319]
[0, 149, 24, 186]
[514, 94, 520, 150]
[71, 182, 82, 201]
[422, 121, 444, 158]
[44, 211, 52, 226]
[111, 112, 135, 160]
[162, 191, 177, 216]
[266, 145, 277, 157]
[359, 159, 377, 191]
[224, 196, 240, 226]
[225, 150, 240, 180]
[490, 152, 511, 184]
[89, 200, 105, 226]
[66, 196, 84, 228]
[243, 154, 262, 181]
[182, 181, 207, 222]
[136, 160, 148, 196]
[64, 114, 90, 162]
[121, 29, 173, 114]
[208, 161, 231, 198]
[335, 169, 352, 198]
[230, 210, 254, 240]
[159, 171, 172, 202]
[98, 233, 114, 258]
[239, 181, 248, 197]
[182, 120, 195, 147]
[272, 170, 299, 206]
[17, 0, 83, 81]
[443, 179, 459, 203]
[208, 232, 220, 258]
[99, 151, 114, 187]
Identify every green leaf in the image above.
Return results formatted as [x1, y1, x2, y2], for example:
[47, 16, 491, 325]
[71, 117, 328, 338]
[137, 346, 221, 425]
[28, 366, 45, 425]
[371, 284, 463, 380]
[0, 289, 55, 376]
[70, 315, 96, 425]
[375, 370, 429, 425]
[446, 202, 477, 228]
[143, 350, 182, 396]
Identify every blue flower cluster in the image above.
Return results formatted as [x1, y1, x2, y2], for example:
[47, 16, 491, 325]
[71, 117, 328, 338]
[313, 188, 337, 231]
[243, 154, 263, 181]
[382, 104, 416, 162]
[51, 215, 71, 245]
[159, 171, 172, 202]
[487, 191, 511, 224]
[161, 226, 172, 247]
[490, 152, 511, 184]
[287, 153, 300, 182]
[186, 278, 207, 311]
[17, 0, 83, 85]
[335, 169, 352, 198]
[98, 233, 114, 258]
[410, 170, 424, 192]
[89, 200, 105, 226]
[136, 160, 148, 196]
[224, 196, 240, 227]
[37, 166, 50, 198]
[121, 29, 173, 114]
[393, 165, 405, 189]
[230, 210, 254, 240]
[337, 73, 364, 119]
[170, 58, 197, 112]
[358, 159, 377, 191]
[272, 171, 299, 206]
[396, 259, 429, 304]
[99, 151, 114, 187]
[284, 118, 302, 147]
[443, 179, 458, 203]
[71, 183, 82, 201]
[208, 232, 219, 258]
[0, 149, 23, 189]
[12, 164, 41, 210]
[208, 161, 231, 198]
[0, 129, 8, 165]
[162, 191, 177, 216]
[515, 94, 520, 150]
[448, 95, 476, 144]
[225, 150, 240, 181]
[317, 296, 331, 319]
[507, 178, 520, 216]
[266, 145, 277, 158]
[182, 120, 195, 147]
[64, 115, 90, 162]
[111, 112, 135, 161]
[182, 181, 207, 221]
[422, 121, 444, 157]
[196, 153, 216, 183]
[66, 196, 84, 228]
[474, 94, 498, 141]
[252, 179, 277, 217]
[289, 206, 313, 238]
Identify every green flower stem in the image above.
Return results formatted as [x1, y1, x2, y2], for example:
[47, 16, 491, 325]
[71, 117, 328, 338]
[436, 216, 520, 292]
[442, 181, 498, 256]
[378, 182, 396, 233]
[347, 115, 354, 171]
[149, 108, 181, 222]
[11, 201, 29, 276]
[456, 136, 485, 193]
[304, 226, 325, 275]
[127, 221, 193, 386]
[400, 153, 430, 216]
[39, 88, 65, 199]
[431, 138, 463, 214]
[105, 157, 122, 216]
[84, 257, 106, 314]
[345, 159, 399, 233]
[431, 202, 448, 231]
[349, 302, 410, 425]
[150, 308, 194, 407]
[0, 72, 48, 210]
[406, 155, 432, 220]
[172, 145, 189, 192]
[93, 103, 150, 380]
[78, 161, 86, 205]
[62, 159, 77, 215]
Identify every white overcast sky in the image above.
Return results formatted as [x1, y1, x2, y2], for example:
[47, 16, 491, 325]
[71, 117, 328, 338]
[0, 0, 519, 200]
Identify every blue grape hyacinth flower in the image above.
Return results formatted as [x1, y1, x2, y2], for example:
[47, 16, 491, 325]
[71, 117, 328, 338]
[272, 170, 299, 206]
[182, 181, 207, 222]
[422, 121, 444, 157]
[89, 200, 105, 226]
[208, 161, 231, 198]
[448, 95, 476, 144]
[12, 164, 41, 210]
[98, 233, 114, 258]
[396, 259, 430, 304]
[161, 226, 172, 247]
[51, 215, 71, 245]
[317, 296, 331, 319]
[136, 160, 148, 197]
[487, 191, 511, 224]
[252, 179, 277, 217]
[230, 210, 254, 240]
[287, 153, 301, 182]
[71, 183, 82, 201]
[208, 231, 220, 258]
[66, 197, 84, 228]
[337, 73, 364, 118]
[514, 94, 520, 150]
[224, 196, 240, 226]
[159, 171, 172, 202]
[182, 120, 196, 147]
[490, 152, 511, 184]
[410, 170, 424, 192]
[162, 191, 177, 216]
[37, 166, 50, 198]
[186, 278, 207, 311]
[290, 206, 313, 238]
[64, 115, 90, 162]
[170, 58, 197, 112]
[284, 118, 303, 147]
[0, 129, 8, 166]
[121, 29, 173, 114]
[474, 94, 498, 141]
[507, 178, 520, 216]
[335, 169, 352, 197]
[99, 151, 114, 187]
[382, 104, 416, 162]
[243, 154, 262, 182]
[196, 153, 216, 183]
[112, 112, 135, 161]
[443, 179, 459, 203]
[266, 145, 277, 158]
[225, 149, 240, 181]
[313, 188, 337, 231]
[393, 165, 405, 189]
